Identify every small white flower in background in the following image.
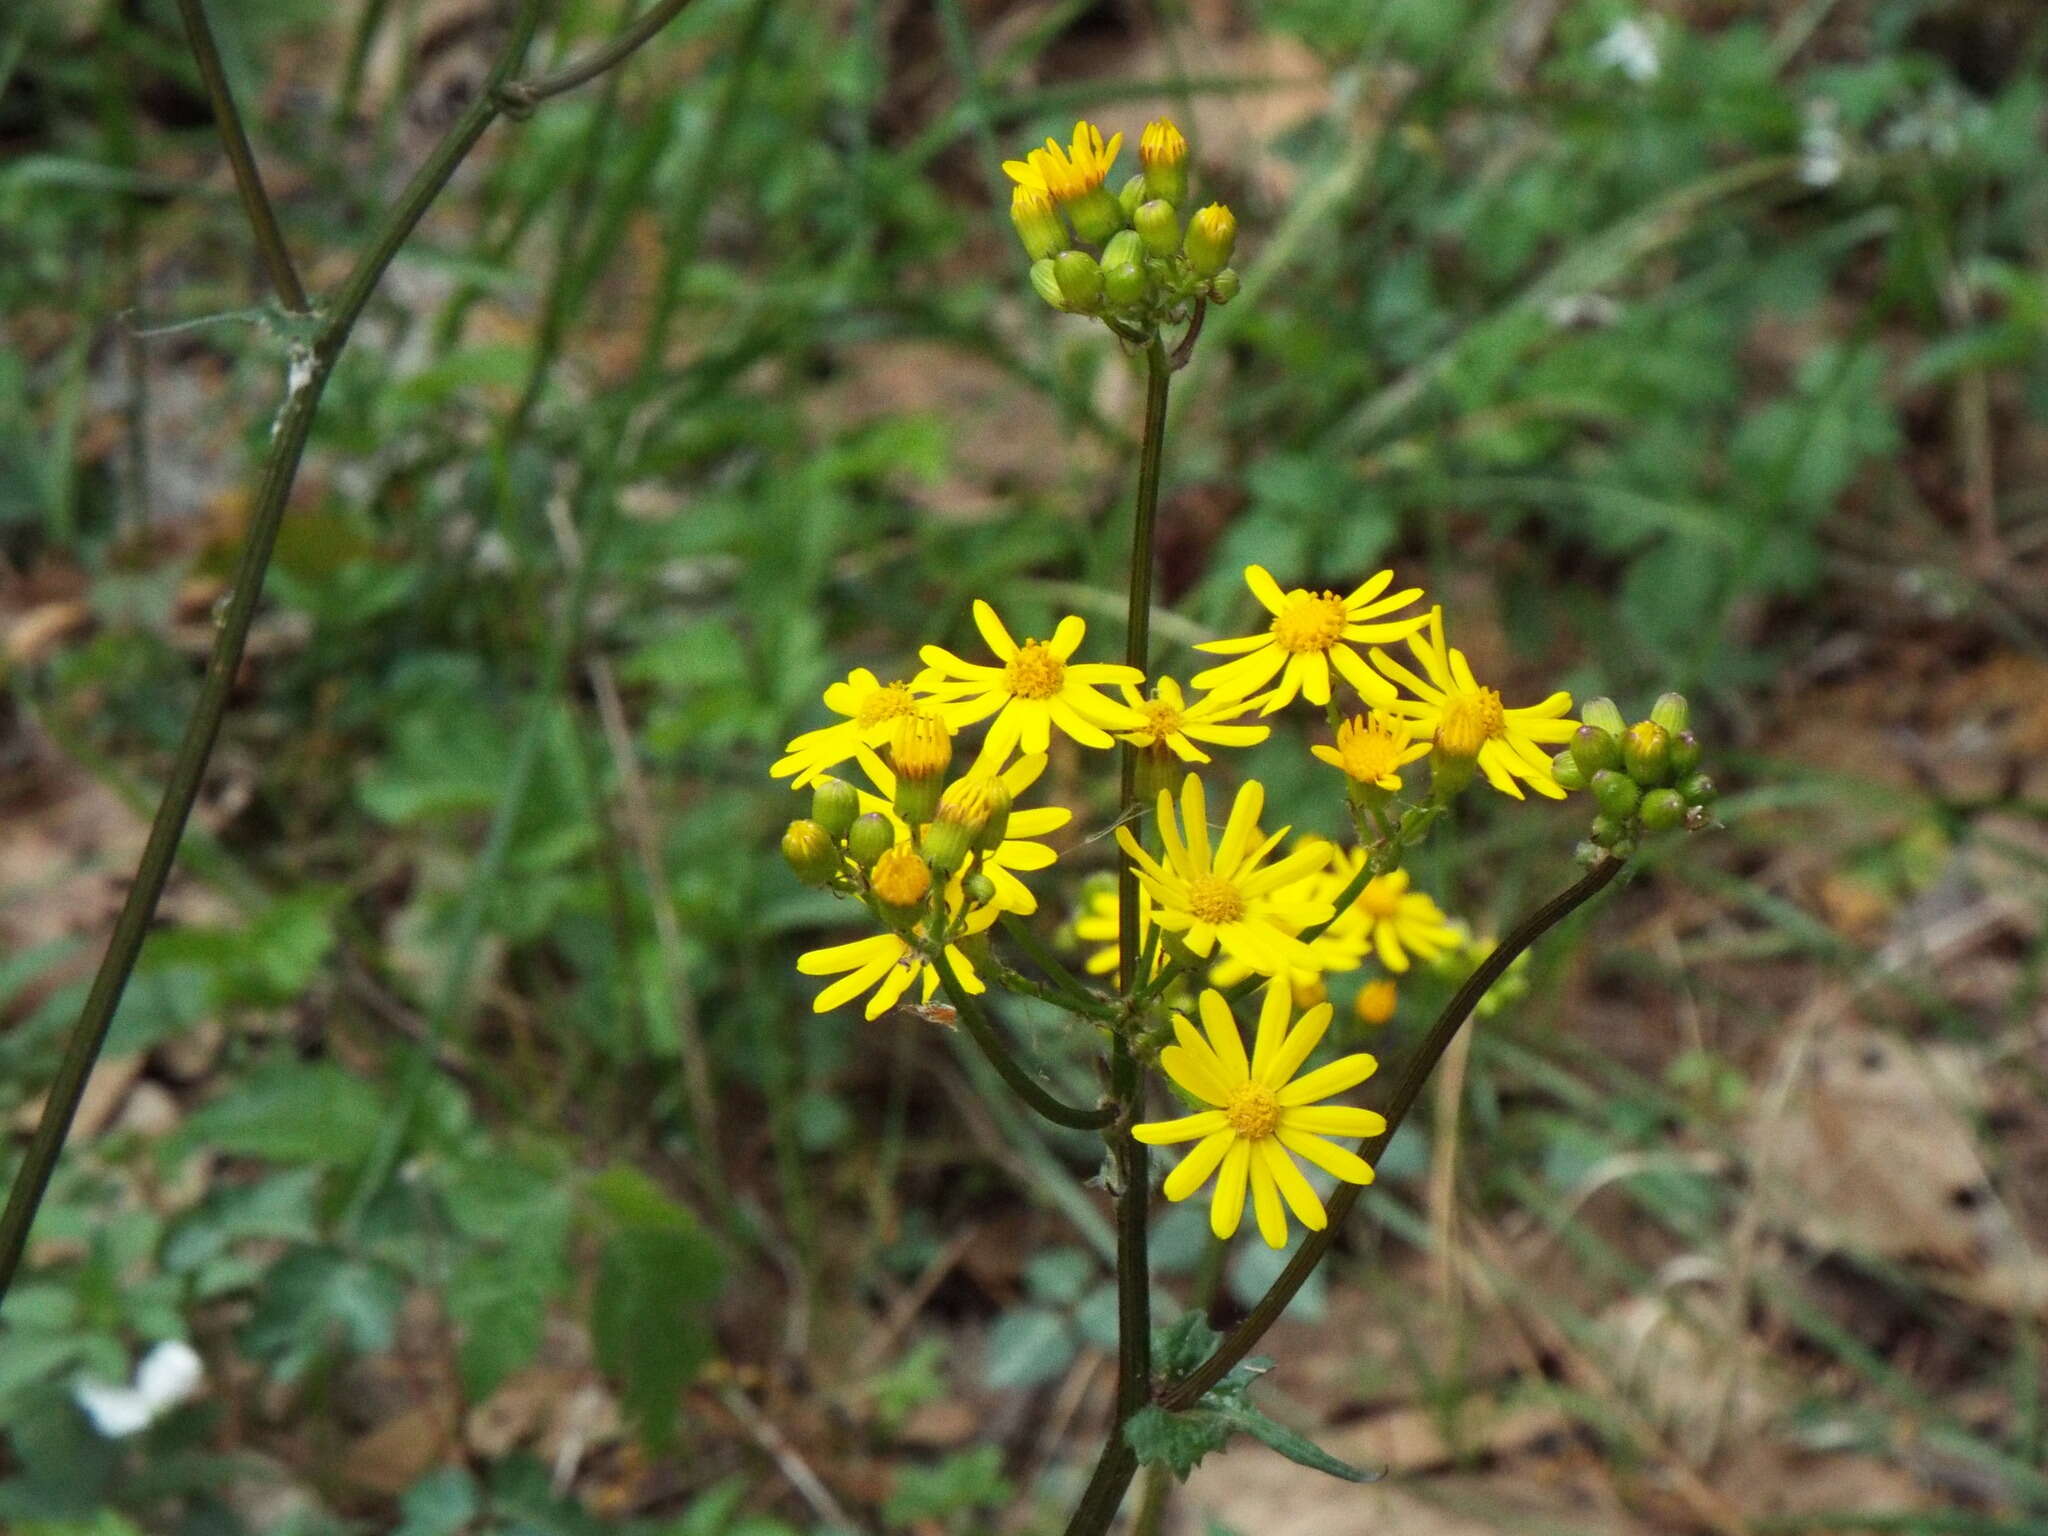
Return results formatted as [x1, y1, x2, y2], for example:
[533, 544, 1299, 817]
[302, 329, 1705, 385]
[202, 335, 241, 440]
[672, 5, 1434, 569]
[1800, 99, 1846, 188]
[1546, 293, 1623, 330]
[74, 1339, 204, 1438]
[1594, 18, 1661, 84]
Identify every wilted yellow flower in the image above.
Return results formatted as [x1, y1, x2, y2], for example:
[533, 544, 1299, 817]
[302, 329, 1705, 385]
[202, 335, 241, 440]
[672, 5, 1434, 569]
[1116, 775, 1332, 978]
[1311, 710, 1430, 792]
[1117, 676, 1270, 762]
[771, 667, 924, 788]
[915, 599, 1143, 758]
[1135, 984, 1383, 1246]
[1370, 608, 1577, 800]
[1193, 566, 1427, 714]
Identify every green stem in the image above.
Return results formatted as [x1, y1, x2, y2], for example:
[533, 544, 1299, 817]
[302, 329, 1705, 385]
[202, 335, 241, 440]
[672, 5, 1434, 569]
[172, 0, 308, 313]
[996, 912, 1113, 1017]
[989, 961, 1116, 1023]
[499, 0, 700, 108]
[1159, 856, 1625, 1410]
[930, 948, 1117, 1131]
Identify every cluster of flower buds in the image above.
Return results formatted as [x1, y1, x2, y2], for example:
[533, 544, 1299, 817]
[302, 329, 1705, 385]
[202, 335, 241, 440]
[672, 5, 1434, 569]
[780, 713, 1012, 924]
[1553, 693, 1719, 864]
[1006, 118, 1239, 334]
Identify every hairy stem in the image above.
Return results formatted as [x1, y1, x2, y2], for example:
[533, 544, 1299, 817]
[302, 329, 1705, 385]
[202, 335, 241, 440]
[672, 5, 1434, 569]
[1160, 855, 1625, 1409]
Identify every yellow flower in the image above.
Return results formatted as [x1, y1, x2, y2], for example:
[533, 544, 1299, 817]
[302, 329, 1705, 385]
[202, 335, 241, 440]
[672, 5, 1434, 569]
[854, 748, 1070, 916]
[1117, 677, 1270, 762]
[915, 599, 1143, 758]
[1354, 978, 1398, 1027]
[1070, 878, 1162, 980]
[1135, 984, 1384, 1246]
[1192, 565, 1427, 714]
[796, 890, 998, 1020]
[1139, 118, 1188, 173]
[1369, 608, 1577, 800]
[1116, 775, 1332, 978]
[1003, 120, 1123, 205]
[771, 667, 924, 787]
[1311, 710, 1430, 792]
[1320, 852, 1461, 974]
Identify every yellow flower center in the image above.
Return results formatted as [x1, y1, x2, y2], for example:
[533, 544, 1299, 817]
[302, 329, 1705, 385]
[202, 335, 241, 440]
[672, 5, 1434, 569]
[1138, 699, 1184, 742]
[1335, 718, 1403, 783]
[1224, 1080, 1280, 1140]
[855, 681, 918, 729]
[870, 844, 932, 907]
[1270, 592, 1348, 655]
[1356, 877, 1401, 920]
[1186, 874, 1245, 925]
[1436, 688, 1504, 757]
[1003, 641, 1067, 700]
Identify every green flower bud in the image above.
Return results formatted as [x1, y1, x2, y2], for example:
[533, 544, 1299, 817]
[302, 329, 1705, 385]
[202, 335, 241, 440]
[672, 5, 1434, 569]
[1101, 229, 1143, 269]
[1550, 750, 1589, 792]
[1679, 773, 1717, 805]
[1207, 267, 1241, 304]
[1118, 173, 1149, 220]
[1430, 749, 1477, 802]
[1134, 199, 1180, 256]
[920, 817, 973, 877]
[781, 820, 838, 886]
[1103, 261, 1147, 307]
[1008, 185, 1065, 262]
[1581, 697, 1626, 736]
[1067, 187, 1126, 245]
[810, 776, 859, 839]
[1591, 769, 1641, 821]
[962, 871, 998, 906]
[846, 812, 894, 869]
[1029, 258, 1068, 311]
[1140, 119, 1190, 206]
[1589, 813, 1627, 847]
[1609, 837, 1638, 861]
[1669, 730, 1703, 779]
[1184, 203, 1237, 277]
[1571, 724, 1622, 777]
[1053, 249, 1103, 311]
[1651, 692, 1690, 735]
[1622, 721, 1672, 786]
[1639, 788, 1686, 832]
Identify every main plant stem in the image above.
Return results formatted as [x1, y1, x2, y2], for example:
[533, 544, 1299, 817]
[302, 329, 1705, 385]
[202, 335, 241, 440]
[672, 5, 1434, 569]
[1064, 336, 1172, 1536]
[0, 0, 705, 1306]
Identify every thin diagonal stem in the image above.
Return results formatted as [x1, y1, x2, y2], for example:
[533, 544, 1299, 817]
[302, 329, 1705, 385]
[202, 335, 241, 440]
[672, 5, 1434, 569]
[931, 948, 1117, 1131]
[1159, 855, 1626, 1410]
[500, 0, 697, 108]
[173, 0, 307, 311]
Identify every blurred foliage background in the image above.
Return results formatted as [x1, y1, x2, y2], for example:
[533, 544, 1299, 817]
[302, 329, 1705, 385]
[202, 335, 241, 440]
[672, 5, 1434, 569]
[2, 0, 2046, 1531]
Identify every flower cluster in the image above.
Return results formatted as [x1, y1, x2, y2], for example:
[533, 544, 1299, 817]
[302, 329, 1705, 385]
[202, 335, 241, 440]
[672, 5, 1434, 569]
[1005, 117, 1239, 334]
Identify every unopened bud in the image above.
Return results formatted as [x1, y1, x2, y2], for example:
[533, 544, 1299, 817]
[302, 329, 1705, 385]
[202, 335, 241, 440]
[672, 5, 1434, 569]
[1354, 978, 1398, 1028]
[1679, 773, 1717, 806]
[1009, 185, 1065, 262]
[781, 820, 838, 886]
[1118, 173, 1149, 219]
[891, 713, 952, 823]
[1139, 118, 1190, 206]
[1101, 230, 1143, 269]
[1053, 249, 1103, 311]
[1067, 187, 1125, 245]
[1184, 203, 1236, 277]
[1104, 262, 1146, 307]
[847, 812, 895, 868]
[1580, 697, 1626, 736]
[962, 871, 998, 906]
[1589, 814, 1627, 847]
[1550, 750, 1589, 792]
[1669, 730, 1703, 779]
[1207, 267, 1240, 304]
[1651, 692, 1690, 735]
[1591, 769, 1641, 821]
[811, 777, 859, 839]
[920, 817, 973, 877]
[1571, 724, 1622, 777]
[1134, 199, 1179, 256]
[1622, 721, 1672, 786]
[870, 843, 933, 912]
[1430, 749, 1477, 802]
[1029, 258, 1068, 311]
[1639, 787, 1686, 832]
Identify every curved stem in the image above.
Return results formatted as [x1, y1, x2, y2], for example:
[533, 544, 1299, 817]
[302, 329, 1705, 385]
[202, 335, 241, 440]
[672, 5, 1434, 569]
[500, 0, 700, 108]
[173, 0, 308, 312]
[931, 947, 1116, 1132]
[1160, 855, 1625, 1410]
[996, 912, 1113, 1018]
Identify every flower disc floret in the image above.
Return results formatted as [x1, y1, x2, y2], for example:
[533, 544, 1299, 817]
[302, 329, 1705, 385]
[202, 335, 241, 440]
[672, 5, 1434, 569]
[1135, 984, 1385, 1247]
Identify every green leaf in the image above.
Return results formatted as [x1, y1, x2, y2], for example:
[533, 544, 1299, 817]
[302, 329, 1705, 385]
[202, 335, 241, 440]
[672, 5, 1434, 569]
[982, 1306, 1072, 1390]
[882, 1446, 1012, 1525]
[394, 1467, 479, 1536]
[1123, 1403, 1231, 1483]
[1223, 1395, 1376, 1483]
[170, 1062, 386, 1167]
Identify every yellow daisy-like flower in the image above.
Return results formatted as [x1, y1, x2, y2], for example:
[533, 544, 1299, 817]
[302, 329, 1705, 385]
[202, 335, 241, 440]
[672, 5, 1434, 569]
[1310, 709, 1430, 792]
[1192, 566, 1428, 715]
[1116, 775, 1333, 978]
[771, 667, 924, 787]
[1117, 677, 1270, 762]
[854, 748, 1070, 916]
[1319, 850, 1461, 974]
[1135, 984, 1384, 1247]
[796, 888, 999, 1020]
[1369, 608, 1577, 800]
[915, 599, 1143, 759]
[1002, 120, 1123, 205]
